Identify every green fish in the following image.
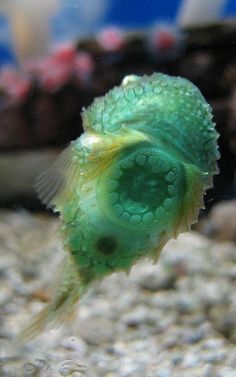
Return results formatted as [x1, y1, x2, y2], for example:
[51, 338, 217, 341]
[18, 73, 219, 341]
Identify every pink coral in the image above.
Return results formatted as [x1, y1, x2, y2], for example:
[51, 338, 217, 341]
[97, 27, 124, 51]
[0, 67, 31, 102]
[25, 44, 94, 92]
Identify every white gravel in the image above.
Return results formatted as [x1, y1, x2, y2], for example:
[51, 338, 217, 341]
[0, 210, 236, 377]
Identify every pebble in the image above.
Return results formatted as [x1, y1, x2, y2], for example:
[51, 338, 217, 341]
[138, 269, 176, 291]
[0, 210, 236, 376]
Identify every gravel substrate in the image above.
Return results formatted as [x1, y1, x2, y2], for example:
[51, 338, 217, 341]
[0, 210, 236, 377]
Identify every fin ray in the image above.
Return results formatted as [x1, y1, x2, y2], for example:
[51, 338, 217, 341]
[34, 143, 79, 210]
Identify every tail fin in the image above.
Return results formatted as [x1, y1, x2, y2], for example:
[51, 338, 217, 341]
[16, 257, 92, 344]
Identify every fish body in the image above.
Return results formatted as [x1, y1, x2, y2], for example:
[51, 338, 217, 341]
[19, 73, 219, 341]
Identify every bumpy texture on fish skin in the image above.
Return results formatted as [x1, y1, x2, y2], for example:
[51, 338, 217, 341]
[18, 73, 219, 341]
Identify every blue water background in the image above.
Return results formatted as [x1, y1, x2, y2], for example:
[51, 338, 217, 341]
[0, 0, 236, 66]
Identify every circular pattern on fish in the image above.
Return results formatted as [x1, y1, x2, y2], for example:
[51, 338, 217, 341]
[98, 147, 184, 230]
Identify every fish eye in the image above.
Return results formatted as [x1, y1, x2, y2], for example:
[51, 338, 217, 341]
[96, 236, 117, 255]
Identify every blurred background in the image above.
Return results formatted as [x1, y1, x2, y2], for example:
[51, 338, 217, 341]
[0, 0, 235, 212]
[1, 1, 236, 376]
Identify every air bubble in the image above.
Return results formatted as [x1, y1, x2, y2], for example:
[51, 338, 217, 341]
[164, 198, 173, 211]
[155, 207, 166, 219]
[125, 88, 135, 100]
[120, 212, 130, 222]
[102, 113, 110, 123]
[154, 86, 162, 94]
[112, 168, 123, 179]
[130, 214, 142, 225]
[168, 185, 175, 196]
[148, 155, 158, 166]
[161, 161, 171, 173]
[165, 171, 175, 183]
[108, 180, 119, 191]
[113, 204, 123, 216]
[135, 154, 146, 166]
[122, 159, 134, 169]
[143, 212, 154, 225]
[134, 85, 144, 96]
[109, 192, 119, 205]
